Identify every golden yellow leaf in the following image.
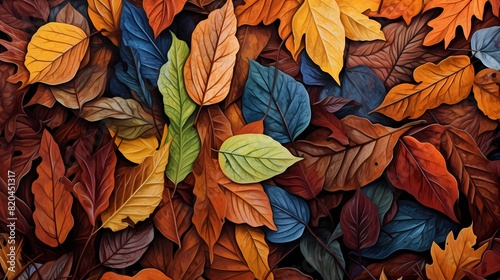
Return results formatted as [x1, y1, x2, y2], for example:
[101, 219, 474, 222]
[292, 0, 344, 84]
[0, 234, 23, 280]
[101, 126, 171, 231]
[88, 0, 122, 46]
[24, 22, 89, 86]
[473, 68, 500, 120]
[426, 225, 488, 280]
[109, 128, 159, 164]
[372, 55, 474, 121]
[235, 225, 273, 280]
[379, 269, 403, 280]
[337, 0, 385, 41]
[184, 0, 239, 106]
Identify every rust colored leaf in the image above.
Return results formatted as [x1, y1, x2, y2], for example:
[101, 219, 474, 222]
[467, 250, 500, 278]
[153, 188, 193, 246]
[144, 0, 187, 38]
[140, 235, 174, 277]
[340, 187, 380, 251]
[56, 3, 91, 35]
[274, 158, 324, 200]
[224, 102, 247, 133]
[309, 192, 343, 227]
[88, 0, 122, 46]
[355, 253, 427, 279]
[205, 105, 234, 149]
[30, 253, 73, 280]
[273, 268, 313, 280]
[102, 268, 172, 280]
[368, 0, 425, 25]
[32, 129, 74, 247]
[0, 65, 23, 130]
[225, 25, 272, 108]
[173, 227, 206, 280]
[235, 225, 274, 280]
[413, 125, 500, 240]
[473, 68, 500, 120]
[388, 136, 459, 222]
[259, 29, 301, 79]
[311, 103, 349, 145]
[235, 119, 264, 135]
[184, 0, 239, 106]
[26, 84, 56, 108]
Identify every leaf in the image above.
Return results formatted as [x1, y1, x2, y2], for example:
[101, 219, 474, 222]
[273, 158, 324, 200]
[218, 134, 302, 184]
[29, 253, 73, 280]
[102, 268, 172, 280]
[300, 51, 332, 86]
[158, 32, 200, 185]
[99, 222, 154, 268]
[215, 164, 276, 230]
[310, 102, 349, 145]
[372, 55, 474, 120]
[259, 30, 301, 78]
[192, 146, 226, 263]
[388, 136, 459, 222]
[242, 60, 311, 144]
[235, 225, 274, 280]
[368, 0, 425, 24]
[336, 0, 385, 41]
[264, 185, 310, 243]
[292, 0, 344, 84]
[235, 120, 264, 135]
[173, 227, 206, 280]
[56, 3, 90, 35]
[140, 235, 174, 276]
[300, 230, 345, 280]
[472, 27, 500, 70]
[121, 0, 171, 84]
[273, 268, 313, 280]
[423, 0, 487, 47]
[0, 234, 23, 280]
[24, 22, 89, 86]
[413, 125, 500, 240]
[355, 253, 426, 280]
[183, 0, 239, 106]
[309, 192, 343, 227]
[467, 250, 500, 278]
[426, 225, 488, 280]
[296, 116, 418, 191]
[81, 97, 158, 140]
[100, 128, 172, 231]
[340, 188, 380, 251]
[360, 200, 460, 259]
[109, 129, 159, 164]
[143, 0, 187, 38]
[361, 178, 394, 224]
[88, 0, 122, 46]
[32, 129, 74, 247]
[473, 68, 500, 120]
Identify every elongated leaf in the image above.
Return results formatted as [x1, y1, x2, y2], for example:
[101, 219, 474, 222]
[472, 26, 500, 70]
[30, 253, 73, 280]
[235, 225, 274, 280]
[242, 61, 311, 143]
[274, 159, 324, 200]
[88, 0, 122, 46]
[173, 227, 206, 280]
[24, 22, 89, 86]
[336, 0, 385, 41]
[99, 222, 154, 268]
[218, 134, 302, 184]
[360, 200, 459, 259]
[183, 0, 239, 106]
[158, 32, 200, 184]
[361, 178, 394, 224]
[32, 130, 74, 247]
[300, 230, 345, 280]
[140, 235, 174, 276]
[264, 185, 310, 243]
[143, 0, 187, 38]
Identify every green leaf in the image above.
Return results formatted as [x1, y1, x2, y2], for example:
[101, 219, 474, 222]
[158, 32, 200, 185]
[218, 134, 302, 183]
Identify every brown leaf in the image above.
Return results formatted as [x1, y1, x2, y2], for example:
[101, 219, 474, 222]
[140, 235, 175, 278]
[473, 68, 500, 120]
[309, 192, 343, 227]
[0, 65, 24, 130]
[274, 158, 324, 200]
[32, 129, 74, 247]
[30, 253, 73, 280]
[259, 29, 301, 79]
[173, 227, 206, 280]
[354, 253, 427, 279]
[311, 103, 349, 145]
[56, 3, 91, 35]
[26, 84, 56, 108]
[273, 268, 313, 280]
[466, 250, 500, 278]
[143, 0, 188, 38]
[235, 119, 264, 135]
[224, 102, 247, 133]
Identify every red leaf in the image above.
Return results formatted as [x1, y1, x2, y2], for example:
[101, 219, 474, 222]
[340, 188, 380, 251]
[30, 253, 73, 280]
[467, 250, 500, 278]
[311, 104, 349, 145]
[259, 29, 300, 79]
[173, 227, 206, 280]
[313, 95, 356, 114]
[274, 158, 324, 200]
[309, 191, 343, 227]
[353, 253, 426, 279]
[140, 235, 175, 278]
[235, 119, 264, 135]
[274, 268, 313, 280]
[143, 0, 187, 38]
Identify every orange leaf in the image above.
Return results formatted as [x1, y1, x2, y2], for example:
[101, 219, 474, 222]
[32, 130, 74, 247]
[102, 268, 172, 280]
[173, 227, 206, 280]
[235, 225, 274, 280]
[88, 0, 122, 46]
[368, 0, 425, 25]
[473, 68, 500, 120]
[372, 55, 474, 121]
[235, 119, 264, 135]
[143, 0, 187, 38]
[423, 0, 487, 47]
[224, 102, 247, 133]
[388, 136, 459, 222]
[184, 0, 239, 106]
[426, 225, 488, 280]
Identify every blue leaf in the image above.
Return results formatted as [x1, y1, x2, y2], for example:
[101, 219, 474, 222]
[360, 200, 460, 259]
[472, 26, 500, 70]
[264, 185, 310, 243]
[319, 66, 396, 126]
[242, 60, 311, 144]
[121, 0, 171, 85]
[115, 45, 152, 106]
[300, 51, 331, 86]
[109, 76, 133, 99]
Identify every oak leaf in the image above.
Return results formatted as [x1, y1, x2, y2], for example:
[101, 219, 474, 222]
[368, 0, 426, 25]
[88, 0, 122, 46]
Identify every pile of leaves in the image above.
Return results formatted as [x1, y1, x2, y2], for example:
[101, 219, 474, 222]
[1, 0, 500, 279]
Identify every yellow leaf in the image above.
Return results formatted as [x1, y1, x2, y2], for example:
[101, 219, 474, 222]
[184, 0, 239, 106]
[379, 269, 403, 280]
[372, 55, 474, 121]
[88, 0, 122, 46]
[101, 126, 171, 231]
[337, 0, 385, 41]
[473, 68, 500, 120]
[426, 225, 488, 280]
[24, 22, 89, 86]
[109, 128, 159, 164]
[0, 234, 23, 280]
[235, 225, 274, 280]
[292, 0, 345, 84]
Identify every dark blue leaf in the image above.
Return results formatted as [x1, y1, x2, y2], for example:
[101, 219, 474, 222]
[319, 66, 396, 126]
[300, 51, 331, 86]
[264, 185, 310, 243]
[360, 200, 460, 259]
[115, 45, 152, 106]
[472, 26, 500, 70]
[121, 0, 171, 85]
[109, 76, 133, 99]
[242, 60, 311, 144]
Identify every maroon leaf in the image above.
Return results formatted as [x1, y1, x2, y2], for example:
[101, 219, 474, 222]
[353, 253, 426, 279]
[466, 250, 500, 279]
[273, 268, 313, 280]
[313, 95, 356, 114]
[30, 253, 73, 280]
[140, 235, 175, 278]
[309, 192, 343, 227]
[173, 227, 206, 280]
[274, 159, 324, 200]
[311, 104, 349, 145]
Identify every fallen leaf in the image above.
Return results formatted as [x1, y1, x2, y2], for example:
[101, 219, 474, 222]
[0, 234, 23, 280]
[274, 158, 324, 200]
[235, 225, 274, 280]
[473, 68, 500, 120]
[140, 235, 174, 277]
[88, 0, 122, 45]
[56, 3, 91, 35]
[466, 250, 500, 278]
[273, 268, 313, 280]
[300, 230, 345, 280]
[235, 120, 264, 135]
[102, 268, 172, 280]
[337, 0, 385, 41]
[368, 0, 425, 25]
[173, 227, 206, 280]
[143, 0, 187, 38]
[109, 129, 159, 164]
[355, 253, 426, 279]
[471, 26, 500, 70]
[30, 253, 73, 280]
